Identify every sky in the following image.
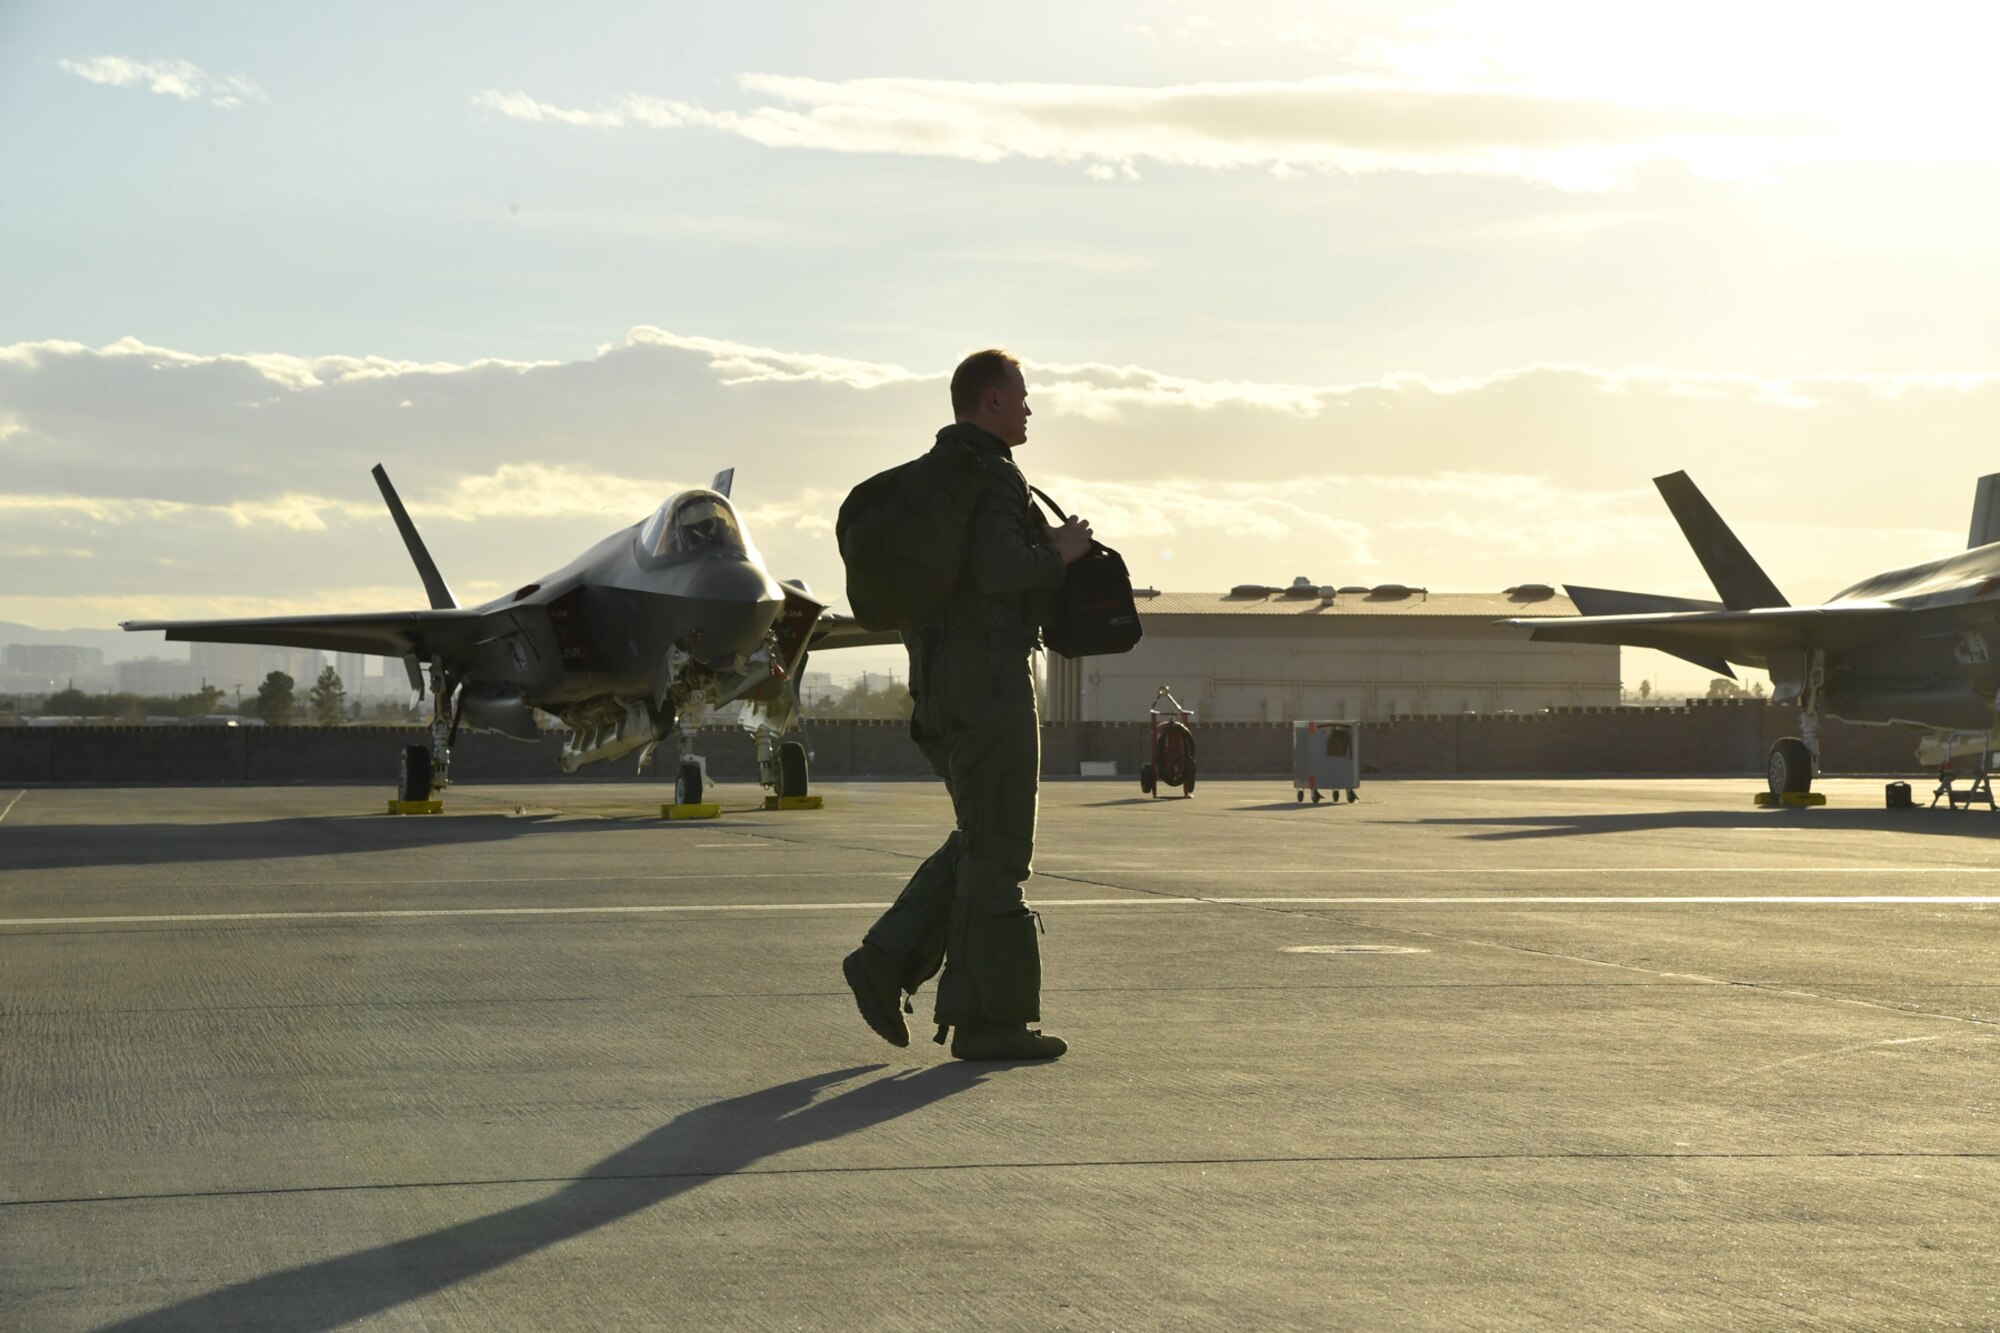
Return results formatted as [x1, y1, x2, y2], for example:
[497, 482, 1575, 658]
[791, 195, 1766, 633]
[8, 0, 2000, 693]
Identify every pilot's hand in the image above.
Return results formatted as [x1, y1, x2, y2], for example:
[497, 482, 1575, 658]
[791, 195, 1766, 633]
[1052, 515, 1093, 564]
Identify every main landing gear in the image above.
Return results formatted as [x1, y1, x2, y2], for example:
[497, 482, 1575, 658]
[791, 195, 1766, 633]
[775, 739, 810, 800]
[1766, 736, 1814, 796]
[1759, 650, 1824, 808]
[674, 755, 707, 807]
[397, 658, 458, 804]
[398, 745, 434, 803]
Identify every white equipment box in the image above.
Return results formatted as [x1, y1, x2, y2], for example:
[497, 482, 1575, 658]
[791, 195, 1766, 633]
[1292, 720, 1360, 804]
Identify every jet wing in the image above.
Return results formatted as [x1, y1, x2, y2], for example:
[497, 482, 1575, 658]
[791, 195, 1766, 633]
[1506, 601, 1908, 673]
[123, 608, 497, 660]
[807, 613, 903, 651]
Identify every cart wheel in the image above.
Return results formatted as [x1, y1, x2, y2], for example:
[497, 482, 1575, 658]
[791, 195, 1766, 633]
[1312, 789, 1323, 804]
[1183, 758, 1196, 798]
[1346, 789, 1357, 803]
[1140, 762, 1156, 795]
[1295, 790, 1304, 803]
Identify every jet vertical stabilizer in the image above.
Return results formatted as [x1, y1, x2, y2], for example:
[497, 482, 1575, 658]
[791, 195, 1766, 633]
[372, 463, 457, 610]
[1968, 474, 2000, 548]
[1652, 471, 1788, 610]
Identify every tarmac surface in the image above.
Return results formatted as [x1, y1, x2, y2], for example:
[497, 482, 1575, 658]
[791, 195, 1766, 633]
[5, 775, 2000, 1329]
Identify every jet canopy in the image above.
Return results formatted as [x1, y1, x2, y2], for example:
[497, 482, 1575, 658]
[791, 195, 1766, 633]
[638, 489, 759, 561]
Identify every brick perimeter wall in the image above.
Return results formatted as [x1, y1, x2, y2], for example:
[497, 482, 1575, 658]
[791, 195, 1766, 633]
[0, 701, 1931, 784]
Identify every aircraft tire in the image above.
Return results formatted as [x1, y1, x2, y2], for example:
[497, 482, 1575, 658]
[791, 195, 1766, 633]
[1768, 737, 1814, 794]
[778, 741, 809, 798]
[399, 745, 432, 802]
[676, 760, 703, 807]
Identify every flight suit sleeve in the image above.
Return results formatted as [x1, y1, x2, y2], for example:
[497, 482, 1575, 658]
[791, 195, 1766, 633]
[967, 479, 1066, 597]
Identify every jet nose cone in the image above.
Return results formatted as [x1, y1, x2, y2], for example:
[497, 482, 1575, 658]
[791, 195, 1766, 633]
[695, 557, 785, 606]
[686, 556, 786, 662]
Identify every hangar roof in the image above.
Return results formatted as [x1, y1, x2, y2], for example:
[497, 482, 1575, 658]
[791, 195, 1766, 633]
[1134, 589, 1579, 618]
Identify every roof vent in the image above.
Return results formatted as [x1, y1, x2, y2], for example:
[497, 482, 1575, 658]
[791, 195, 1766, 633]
[1338, 585, 1370, 595]
[1506, 583, 1556, 600]
[1318, 585, 1335, 608]
[1229, 583, 1277, 599]
[1371, 583, 1411, 598]
[1132, 587, 1160, 599]
[1282, 576, 1318, 598]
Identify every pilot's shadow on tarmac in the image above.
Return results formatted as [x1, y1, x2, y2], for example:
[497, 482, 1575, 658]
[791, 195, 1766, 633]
[101, 1063, 986, 1333]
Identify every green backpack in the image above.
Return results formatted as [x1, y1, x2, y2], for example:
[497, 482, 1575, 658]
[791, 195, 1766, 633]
[837, 434, 989, 631]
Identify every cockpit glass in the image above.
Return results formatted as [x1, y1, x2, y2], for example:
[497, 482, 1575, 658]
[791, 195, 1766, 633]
[638, 490, 757, 560]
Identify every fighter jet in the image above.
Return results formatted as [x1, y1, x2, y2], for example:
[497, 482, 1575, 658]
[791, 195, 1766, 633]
[123, 466, 898, 804]
[1507, 471, 2000, 797]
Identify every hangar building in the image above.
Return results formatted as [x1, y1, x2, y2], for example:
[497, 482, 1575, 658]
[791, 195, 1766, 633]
[1043, 579, 1618, 723]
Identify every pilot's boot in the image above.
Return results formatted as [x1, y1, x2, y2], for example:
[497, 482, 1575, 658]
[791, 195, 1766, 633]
[950, 1024, 1067, 1061]
[842, 943, 909, 1048]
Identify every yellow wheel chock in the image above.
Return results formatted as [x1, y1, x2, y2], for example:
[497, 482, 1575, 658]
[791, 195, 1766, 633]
[1754, 791, 1826, 808]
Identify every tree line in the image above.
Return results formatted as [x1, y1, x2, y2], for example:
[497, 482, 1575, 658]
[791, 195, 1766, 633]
[26, 668, 419, 725]
[20, 667, 917, 725]
[800, 676, 914, 720]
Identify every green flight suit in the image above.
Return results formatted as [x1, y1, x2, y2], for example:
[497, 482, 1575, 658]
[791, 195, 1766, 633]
[862, 422, 1067, 1036]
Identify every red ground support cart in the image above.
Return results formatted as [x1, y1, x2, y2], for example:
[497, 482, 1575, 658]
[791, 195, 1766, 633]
[1139, 686, 1196, 799]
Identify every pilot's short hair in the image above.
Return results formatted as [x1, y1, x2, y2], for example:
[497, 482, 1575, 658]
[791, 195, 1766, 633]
[950, 349, 1020, 419]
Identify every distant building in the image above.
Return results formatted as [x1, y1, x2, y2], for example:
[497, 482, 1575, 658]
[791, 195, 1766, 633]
[188, 643, 264, 697]
[4, 644, 104, 674]
[284, 648, 325, 690]
[117, 656, 197, 696]
[335, 652, 367, 695]
[1, 643, 114, 695]
[1042, 581, 1618, 723]
[188, 643, 323, 698]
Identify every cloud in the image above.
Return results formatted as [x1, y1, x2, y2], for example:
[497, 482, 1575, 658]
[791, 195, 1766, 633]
[420, 463, 681, 522]
[1031, 478, 1378, 561]
[474, 73, 1818, 190]
[625, 327, 926, 391]
[56, 55, 268, 110]
[7, 329, 2000, 633]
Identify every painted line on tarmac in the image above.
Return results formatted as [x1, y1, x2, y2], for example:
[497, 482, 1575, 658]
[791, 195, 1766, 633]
[11, 893, 2000, 929]
[0, 790, 23, 824]
[38, 865, 2000, 894]
[13, 1147, 2000, 1209]
[1218, 895, 2000, 905]
[1062, 866, 2000, 876]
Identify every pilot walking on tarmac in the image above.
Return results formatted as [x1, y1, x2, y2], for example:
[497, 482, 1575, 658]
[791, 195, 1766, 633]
[843, 349, 1092, 1061]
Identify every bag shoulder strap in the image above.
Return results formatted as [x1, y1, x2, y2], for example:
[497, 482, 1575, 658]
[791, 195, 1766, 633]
[1026, 483, 1069, 523]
